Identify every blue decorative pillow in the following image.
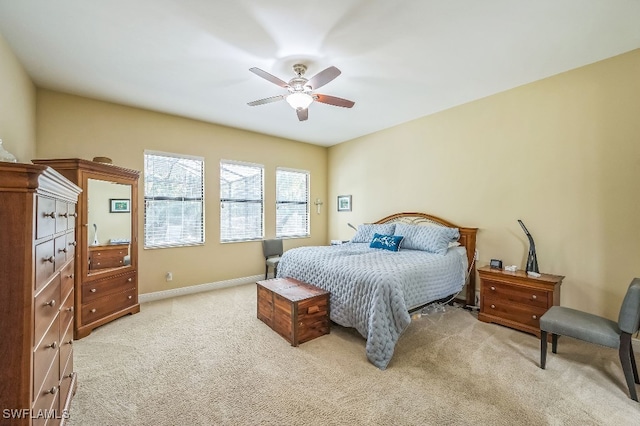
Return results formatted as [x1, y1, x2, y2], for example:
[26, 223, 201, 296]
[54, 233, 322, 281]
[369, 233, 404, 252]
[394, 223, 459, 255]
[351, 223, 396, 243]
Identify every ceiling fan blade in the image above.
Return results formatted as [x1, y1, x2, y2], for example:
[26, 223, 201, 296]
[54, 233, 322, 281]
[306, 66, 341, 90]
[249, 67, 289, 88]
[296, 108, 308, 121]
[247, 95, 285, 106]
[314, 94, 355, 108]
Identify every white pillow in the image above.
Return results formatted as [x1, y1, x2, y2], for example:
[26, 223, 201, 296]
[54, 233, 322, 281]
[394, 223, 459, 255]
[351, 223, 396, 243]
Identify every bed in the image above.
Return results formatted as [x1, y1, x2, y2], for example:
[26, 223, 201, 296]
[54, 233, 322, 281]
[276, 212, 477, 369]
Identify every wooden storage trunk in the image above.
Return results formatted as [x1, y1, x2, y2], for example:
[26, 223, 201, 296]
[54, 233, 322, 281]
[257, 277, 330, 346]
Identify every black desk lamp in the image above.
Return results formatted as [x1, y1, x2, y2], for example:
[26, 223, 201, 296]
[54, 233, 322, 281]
[518, 219, 539, 273]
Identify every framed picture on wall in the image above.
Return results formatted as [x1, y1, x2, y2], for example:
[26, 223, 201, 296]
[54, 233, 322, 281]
[337, 195, 352, 212]
[110, 198, 130, 213]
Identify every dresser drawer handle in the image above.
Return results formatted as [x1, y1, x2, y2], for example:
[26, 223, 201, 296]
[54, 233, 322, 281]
[490, 304, 496, 309]
[90, 308, 96, 313]
[59, 212, 68, 218]
[70, 212, 78, 218]
[490, 286, 496, 291]
[532, 315, 538, 320]
[66, 306, 74, 313]
[43, 211, 56, 218]
[69, 241, 77, 246]
[59, 247, 68, 253]
[90, 288, 97, 293]
[532, 295, 537, 300]
[128, 295, 133, 300]
[67, 273, 74, 279]
[44, 299, 56, 308]
[68, 340, 73, 346]
[45, 386, 58, 395]
[46, 341, 57, 349]
[307, 305, 320, 314]
[43, 256, 54, 263]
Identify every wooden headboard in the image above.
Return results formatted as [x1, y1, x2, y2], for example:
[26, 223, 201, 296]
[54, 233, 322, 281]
[374, 212, 478, 306]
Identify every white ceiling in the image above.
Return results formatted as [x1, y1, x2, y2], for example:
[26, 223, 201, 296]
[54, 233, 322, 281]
[1, 1, 639, 147]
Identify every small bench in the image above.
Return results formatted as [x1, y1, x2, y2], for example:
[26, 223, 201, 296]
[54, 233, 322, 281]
[256, 277, 330, 346]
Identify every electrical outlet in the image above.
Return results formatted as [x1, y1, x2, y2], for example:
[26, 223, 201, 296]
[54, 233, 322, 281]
[165, 272, 173, 282]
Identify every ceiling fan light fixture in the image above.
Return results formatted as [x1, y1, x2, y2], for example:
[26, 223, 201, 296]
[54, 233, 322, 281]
[286, 92, 313, 110]
[248, 64, 353, 121]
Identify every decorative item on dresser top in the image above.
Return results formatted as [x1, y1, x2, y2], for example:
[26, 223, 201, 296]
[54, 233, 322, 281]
[32, 158, 140, 339]
[0, 162, 81, 425]
[0, 138, 18, 162]
[477, 265, 564, 338]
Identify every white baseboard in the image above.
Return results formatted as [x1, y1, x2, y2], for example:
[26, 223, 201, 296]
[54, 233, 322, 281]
[139, 274, 265, 304]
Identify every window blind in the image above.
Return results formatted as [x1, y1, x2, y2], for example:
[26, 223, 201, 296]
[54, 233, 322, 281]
[144, 151, 204, 248]
[220, 160, 264, 242]
[276, 168, 309, 238]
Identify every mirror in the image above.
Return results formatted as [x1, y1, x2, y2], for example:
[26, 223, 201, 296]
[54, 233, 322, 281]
[87, 178, 132, 275]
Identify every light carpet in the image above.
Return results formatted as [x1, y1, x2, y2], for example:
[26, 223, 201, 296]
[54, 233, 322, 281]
[67, 283, 639, 425]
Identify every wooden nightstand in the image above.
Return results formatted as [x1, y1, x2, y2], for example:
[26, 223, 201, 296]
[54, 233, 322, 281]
[477, 266, 564, 338]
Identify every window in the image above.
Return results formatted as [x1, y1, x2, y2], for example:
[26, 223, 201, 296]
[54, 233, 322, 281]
[220, 160, 264, 242]
[144, 151, 204, 248]
[276, 168, 310, 238]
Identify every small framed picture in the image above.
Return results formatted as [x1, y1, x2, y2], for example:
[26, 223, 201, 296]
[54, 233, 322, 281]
[109, 198, 130, 213]
[337, 195, 352, 212]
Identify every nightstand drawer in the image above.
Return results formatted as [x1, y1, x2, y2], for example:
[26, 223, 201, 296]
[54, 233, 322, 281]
[482, 280, 548, 309]
[483, 295, 548, 328]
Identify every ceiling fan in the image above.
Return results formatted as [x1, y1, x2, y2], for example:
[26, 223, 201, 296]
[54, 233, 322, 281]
[247, 64, 355, 121]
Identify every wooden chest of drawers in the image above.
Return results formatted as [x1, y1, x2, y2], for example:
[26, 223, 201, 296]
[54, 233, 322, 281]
[478, 266, 564, 338]
[0, 163, 81, 426]
[257, 278, 330, 346]
[32, 158, 140, 340]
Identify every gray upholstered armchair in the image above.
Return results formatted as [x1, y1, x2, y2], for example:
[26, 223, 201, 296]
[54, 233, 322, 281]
[539, 278, 640, 401]
[262, 239, 283, 280]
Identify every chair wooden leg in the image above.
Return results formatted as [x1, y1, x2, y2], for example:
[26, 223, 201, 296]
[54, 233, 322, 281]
[265, 265, 268, 280]
[552, 334, 558, 354]
[619, 333, 638, 401]
[540, 330, 548, 369]
[630, 340, 639, 384]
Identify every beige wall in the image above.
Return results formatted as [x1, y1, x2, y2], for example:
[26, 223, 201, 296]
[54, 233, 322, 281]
[0, 32, 36, 162]
[36, 90, 328, 294]
[328, 49, 640, 320]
